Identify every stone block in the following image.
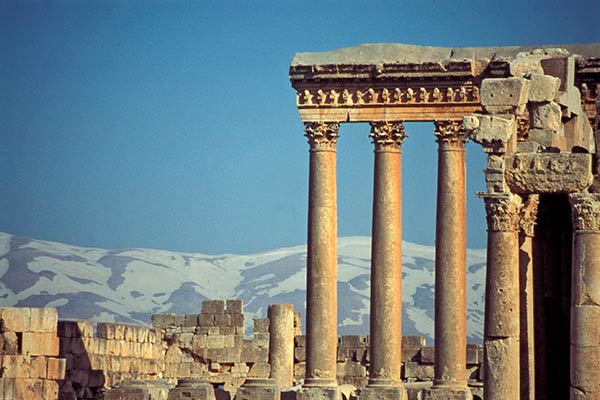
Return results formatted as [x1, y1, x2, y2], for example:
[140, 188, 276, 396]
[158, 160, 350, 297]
[0, 307, 31, 332]
[294, 335, 306, 348]
[294, 346, 306, 362]
[480, 77, 529, 114]
[13, 378, 43, 399]
[1, 331, 20, 354]
[226, 300, 243, 314]
[215, 313, 232, 327]
[516, 140, 542, 153]
[202, 300, 225, 314]
[42, 379, 59, 400]
[336, 361, 366, 377]
[571, 305, 600, 347]
[531, 101, 562, 131]
[467, 114, 516, 153]
[231, 313, 245, 328]
[30, 356, 47, 379]
[151, 314, 185, 330]
[297, 387, 339, 400]
[47, 357, 67, 380]
[466, 344, 480, 365]
[199, 313, 215, 327]
[339, 335, 367, 347]
[248, 362, 271, 378]
[254, 318, 270, 333]
[423, 387, 473, 399]
[237, 379, 279, 400]
[206, 335, 225, 348]
[556, 85, 583, 118]
[241, 344, 268, 363]
[0, 355, 31, 378]
[527, 73, 561, 102]
[254, 332, 270, 347]
[178, 332, 194, 348]
[510, 57, 544, 78]
[401, 347, 421, 362]
[29, 308, 58, 333]
[220, 326, 235, 335]
[184, 314, 200, 327]
[58, 320, 94, 338]
[570, 343, 600, 393]
[541, 56, 574, 91]
[208, 326, 220, 335]
[404, 361, 435, 380]
[402, 336, 426, 348]
[420, 346, 435, 364]
[360, 385, 406, 400]
[22, 332, 59, 356]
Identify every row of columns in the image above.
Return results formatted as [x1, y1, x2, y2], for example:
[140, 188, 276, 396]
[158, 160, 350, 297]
[301, 120, 471, 399]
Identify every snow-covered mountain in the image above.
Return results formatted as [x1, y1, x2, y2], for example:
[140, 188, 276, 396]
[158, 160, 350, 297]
[0, 232, 487, 342]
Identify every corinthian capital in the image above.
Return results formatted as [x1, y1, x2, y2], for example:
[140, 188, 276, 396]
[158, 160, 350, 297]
[434, 120, 467, 149]
[569, 193, 600, 233]
[369, 121, 407, 152]
[481, 193, 522, 232]
[304, 122, 340, 151]
[519, 194, 539, 237]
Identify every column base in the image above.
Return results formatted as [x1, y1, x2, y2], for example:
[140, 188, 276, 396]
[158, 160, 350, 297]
[236, 378, 280, 400]
[423, 386, 472, 400]
[360, 384, 407, 400]
[297, 386, 338, 400]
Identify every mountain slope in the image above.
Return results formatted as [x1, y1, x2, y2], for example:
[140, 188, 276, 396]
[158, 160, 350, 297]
[0, 232, 487, 342]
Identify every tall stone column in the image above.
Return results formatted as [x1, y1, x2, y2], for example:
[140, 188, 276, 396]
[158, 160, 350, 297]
[482, 193, 522, 400]
[425, 120, 471, 400]
[568, 193, 600, 400]
[362, 121, 407, 400]
[300, 122, 339, 400]
[518, 195, 539, 400]
[268, 304, 295, 389]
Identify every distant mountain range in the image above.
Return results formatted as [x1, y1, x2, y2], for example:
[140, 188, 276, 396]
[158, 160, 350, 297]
[0, 232, 487, 343]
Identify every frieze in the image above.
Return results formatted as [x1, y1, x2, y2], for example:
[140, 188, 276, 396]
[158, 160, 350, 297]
[569, 193, 600, 233]
[369, 121, 407, 151]
[304, 122, 340, 151]
[505, 153, 593, 194]
[296, 85, 480, 107]
[481, 193, 522, 232]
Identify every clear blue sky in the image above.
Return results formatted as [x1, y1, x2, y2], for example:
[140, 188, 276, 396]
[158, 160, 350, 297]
[1, 0, 598, 254]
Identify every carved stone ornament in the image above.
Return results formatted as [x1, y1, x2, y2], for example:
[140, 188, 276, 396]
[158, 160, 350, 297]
[519, 194, 539, 237]
[369, 121, 407, 151]
[569, 193, 600, 233]
[516, 118, 529, 141]
[482, 193, 522, 232]
[304, 122, 340, 151]
[434, 120, 467, 148]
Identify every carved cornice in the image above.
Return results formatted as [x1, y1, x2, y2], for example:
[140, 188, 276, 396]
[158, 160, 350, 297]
[434, 120, 467, 149]
[569, 193, 600, 233]
[481, 193, 522, 232]
[304, 122, 340, 151]
[369, 121, 407, 152]
[296, 84, 480, 108]
[519, 195, 539, 237]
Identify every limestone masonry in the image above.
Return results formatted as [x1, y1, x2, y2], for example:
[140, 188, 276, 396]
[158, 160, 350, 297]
[2, 42, 600, 400]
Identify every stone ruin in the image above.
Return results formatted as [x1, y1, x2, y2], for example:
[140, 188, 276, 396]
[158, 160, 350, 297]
[1, 42, 600, 400]
[289, 43, 599, 400]
[0, 301, 484, 399]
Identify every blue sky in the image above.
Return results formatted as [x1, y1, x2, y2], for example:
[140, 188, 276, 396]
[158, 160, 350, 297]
[1, 0, 598, 254]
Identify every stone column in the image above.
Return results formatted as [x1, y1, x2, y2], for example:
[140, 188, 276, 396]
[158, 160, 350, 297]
[425, 120, 471, 400]
[518, 195, 539, 400]
[300, 121, 339, 400]
[268, 304, 295, 389]
[361, 121, 407, 400]
[481, 193, 522, 400]
[568, 193, 600, 400]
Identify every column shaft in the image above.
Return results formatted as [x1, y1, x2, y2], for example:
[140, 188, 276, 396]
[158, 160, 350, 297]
[304, 122, 339, 388]
[432, 121, 468, 390]
[362, 121, 406, 400]
[482, 194, 521, 400]
[519, 195, 538, 400]
[268, 304, 295, 388]
[569, 194, 600, 400]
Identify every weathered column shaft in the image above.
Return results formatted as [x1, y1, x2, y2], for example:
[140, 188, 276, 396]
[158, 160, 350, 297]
[303, 122, 339, 388]
[362, 121, 406, 400]
[519, 195, 538, 400]
[432, 120, 468, 390]
[569, 194, 600, 400]
[483, 194, 522, 400]
[369, 121, 405, 385]
[268, 304, 295, 388]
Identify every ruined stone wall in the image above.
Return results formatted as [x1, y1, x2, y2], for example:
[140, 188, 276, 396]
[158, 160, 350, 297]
[0, 307, 66, 399]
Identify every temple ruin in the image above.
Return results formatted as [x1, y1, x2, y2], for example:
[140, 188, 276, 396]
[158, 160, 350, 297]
[1, 43, 599, 399]
[289, 43, 600, 400]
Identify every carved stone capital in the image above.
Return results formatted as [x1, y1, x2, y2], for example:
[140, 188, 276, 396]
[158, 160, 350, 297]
[519, 194, 539, 237]
[434, 120, 467, 149]
[481, 193, 522, 232]
[369, 121, 407, 152]
[569, 193, 600, 233]
[304, 122, 340, 151]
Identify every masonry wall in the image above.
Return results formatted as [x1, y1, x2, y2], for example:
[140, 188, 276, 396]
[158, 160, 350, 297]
[1, 302, 483, 399]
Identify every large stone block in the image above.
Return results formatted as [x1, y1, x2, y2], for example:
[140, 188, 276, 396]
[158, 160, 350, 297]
[527, 73, 561, 102]
[58, 320, 94, 338]
[570, 344, 600, 393]
[505, 153, 593, 194]
[254, 318, 270, 333]
[151, 314, 186, 330]
[360, 385, 407, 400]
[202, 300, 225, 314]
[236, 378, 280, 400]
[480, 77, 529, 114]
[423, 387, 473, 400]
[541, 56, 575, 91]
[297, 386, 338, 400]
[0, 355, 31, 378]
[29, 308, 58, 333]
[530, 101, 562, 132]
[21, 332, 59, 356]
[404, 361, 434, 380]
[466, 114, 516, 153]
[401, 336, 426, 348]
[0, 307, 31, 332]
[226, 300, 243, 314]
